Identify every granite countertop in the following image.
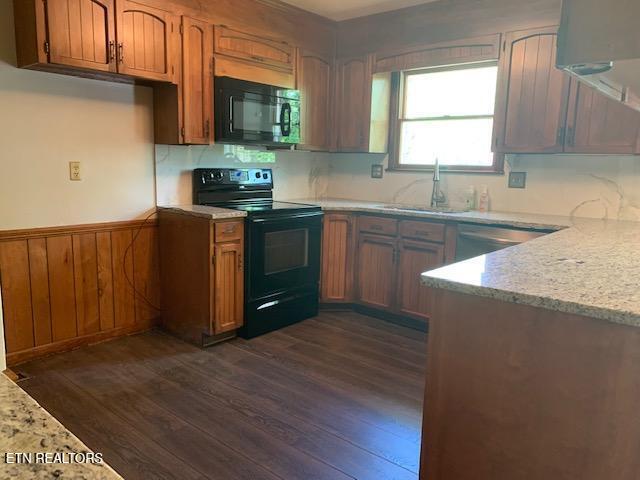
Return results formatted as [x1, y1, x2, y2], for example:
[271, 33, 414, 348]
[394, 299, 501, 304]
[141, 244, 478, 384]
[421, 218, 640, 328]
[0, 373, 122, 479]
[286, 198, 572, 231]
[158, 204, 247, 220]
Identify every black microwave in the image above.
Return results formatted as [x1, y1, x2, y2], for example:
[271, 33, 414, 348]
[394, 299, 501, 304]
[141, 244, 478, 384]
[214, 76, 301, 146]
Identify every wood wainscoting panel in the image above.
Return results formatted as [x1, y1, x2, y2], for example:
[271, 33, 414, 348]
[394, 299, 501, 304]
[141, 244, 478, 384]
[0, 220, 160, 365]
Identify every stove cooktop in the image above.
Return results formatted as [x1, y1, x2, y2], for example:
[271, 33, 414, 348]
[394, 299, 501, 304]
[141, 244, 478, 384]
[206, 201, 321, 214]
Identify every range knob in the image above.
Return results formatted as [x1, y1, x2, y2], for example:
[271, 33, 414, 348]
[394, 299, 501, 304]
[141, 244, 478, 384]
[213, 171, 224, 180]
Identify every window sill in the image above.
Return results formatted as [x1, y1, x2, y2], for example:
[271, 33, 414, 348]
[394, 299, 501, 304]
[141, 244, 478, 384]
[386, 166, 505, 175]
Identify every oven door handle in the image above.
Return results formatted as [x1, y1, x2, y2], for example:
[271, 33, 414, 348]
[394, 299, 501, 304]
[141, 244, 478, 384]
[249, 211, 323, 223]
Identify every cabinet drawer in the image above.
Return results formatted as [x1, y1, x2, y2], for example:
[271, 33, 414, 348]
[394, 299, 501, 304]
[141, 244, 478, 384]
[358, 216, 397, 236]
[399, 220, 445, 243]
[215, 221, 243, 242]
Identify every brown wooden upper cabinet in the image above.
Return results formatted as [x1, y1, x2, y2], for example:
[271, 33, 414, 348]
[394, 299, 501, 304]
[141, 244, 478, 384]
[495, 26, 640, 155]
[15, 0, 178, 82]
[494, 27, 571, 154]
[565, 79, 640, 154]
[181, 17, 213, 144]
[334, 54, 374, 152]
[42, 0, 117, 73]
[297, 48, 333, 151]
[214, 25, 294, 73]
[116, 0, 177, 82]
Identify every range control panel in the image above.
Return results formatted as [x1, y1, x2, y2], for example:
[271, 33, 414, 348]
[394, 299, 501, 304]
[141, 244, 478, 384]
[195, 168, 273, 188]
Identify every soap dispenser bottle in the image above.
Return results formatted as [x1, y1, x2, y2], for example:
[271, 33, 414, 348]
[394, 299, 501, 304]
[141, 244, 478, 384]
[478, 185, 490, 212]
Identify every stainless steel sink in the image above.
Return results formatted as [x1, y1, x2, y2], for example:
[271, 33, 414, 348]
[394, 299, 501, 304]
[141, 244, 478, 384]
[377, 204, 468, 214]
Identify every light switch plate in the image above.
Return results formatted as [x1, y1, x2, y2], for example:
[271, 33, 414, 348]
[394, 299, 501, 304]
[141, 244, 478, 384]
[69, 161, 82, 181]
[371, 164, 384, 179]
[508, 171, 526, 189]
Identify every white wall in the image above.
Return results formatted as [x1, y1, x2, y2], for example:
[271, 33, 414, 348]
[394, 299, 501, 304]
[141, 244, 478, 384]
[0, 2, 156, 231]
[0, 2, 156, 367]
[324, 153, 640, 220]
[155, 145, 330, 205]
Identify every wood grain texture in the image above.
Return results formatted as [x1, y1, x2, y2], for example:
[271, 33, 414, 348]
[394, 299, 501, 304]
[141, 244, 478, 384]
[214, 25, 294, 72]
[0, 220, 160, 365]
[336, 0, 561, 58]
[45, 0, 116, 72]
[320, 213, 355, 303]
[422, 290, 640, 479]
[47, 235, 78, 342]
[17, 311, 425, 480]
[213, 241, 244, 334]
[111, 229, 135, 328]
[182, 16, 213, 145]
[356, 233, 396, 310]
[73, 233, 100, 336]
[27, 238, 52, 346]
[494, 27, 571, 154]
[565, 79, 640, 154]
[297, 48, 333, 151]
[0, 241, 34, 353]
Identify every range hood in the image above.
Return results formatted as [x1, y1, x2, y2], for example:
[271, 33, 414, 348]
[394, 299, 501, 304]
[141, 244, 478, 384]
[557, 0, 640, 111]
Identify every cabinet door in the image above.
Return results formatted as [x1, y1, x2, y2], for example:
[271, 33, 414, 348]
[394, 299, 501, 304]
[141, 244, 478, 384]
[356, 233, 396, 310]
[116, 0, 176, 82]
[335, 55, 373, 152]
[214, 26, 294, 72]
[321, 214, 355, 303]
[396, 240, 445, 321]
[213, 242, 244, 334]
[297, 49, 333, 151]
[182, 17, 213, 145]
[494, 27, 571, 153]
[45, 0, 117, 72]
[565, 79, 640, 154]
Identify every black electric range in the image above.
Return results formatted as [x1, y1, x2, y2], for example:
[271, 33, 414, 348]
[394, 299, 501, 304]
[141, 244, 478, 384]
[193, 168, 323, 338]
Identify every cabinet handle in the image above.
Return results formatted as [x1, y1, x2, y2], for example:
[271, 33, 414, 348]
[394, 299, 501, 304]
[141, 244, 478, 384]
[567, 126, 576, 147]
[224, 224, 236, 234]
[109, 41, 115, 63]
[117, 43, 124, 64]
[238, 253, 243, 272]
[205, 119, 210, 139]
[250, 55, 265, 62]
[370, 224, 383, 231]
[557, 126, 565, 145]
[415, 230, 430, 237]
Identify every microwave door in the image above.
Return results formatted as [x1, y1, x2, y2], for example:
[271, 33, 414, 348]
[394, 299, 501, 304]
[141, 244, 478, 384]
[229, 94, 279, 142]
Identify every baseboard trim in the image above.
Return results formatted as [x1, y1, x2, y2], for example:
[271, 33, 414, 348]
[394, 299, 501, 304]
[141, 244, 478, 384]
[6, 319, 159, 366]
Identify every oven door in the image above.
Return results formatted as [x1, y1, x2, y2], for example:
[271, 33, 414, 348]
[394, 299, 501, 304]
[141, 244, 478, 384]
[248, 211, 322, 300]
[216, 83, 300, 145]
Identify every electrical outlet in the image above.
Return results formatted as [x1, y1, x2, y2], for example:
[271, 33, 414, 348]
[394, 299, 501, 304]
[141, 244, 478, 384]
[508, 171, 526, 189]
[69, 161, 82, 181]
[371, 164, 384, 179]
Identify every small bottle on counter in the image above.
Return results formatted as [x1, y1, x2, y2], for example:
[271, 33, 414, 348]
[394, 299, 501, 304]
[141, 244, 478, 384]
[478, 185, 490, 212]
[464, 186, 476, 211]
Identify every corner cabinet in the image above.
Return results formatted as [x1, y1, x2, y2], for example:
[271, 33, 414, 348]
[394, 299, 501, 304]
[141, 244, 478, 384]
[334, 54, 374, 152]
[320, 213, 356, 303]
[14, 0, 179, 83]
[494, 26, 640, 155]
[158, 210, 244, 346]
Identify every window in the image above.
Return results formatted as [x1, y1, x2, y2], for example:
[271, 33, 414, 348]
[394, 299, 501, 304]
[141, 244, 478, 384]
[390, 63, 501, 172]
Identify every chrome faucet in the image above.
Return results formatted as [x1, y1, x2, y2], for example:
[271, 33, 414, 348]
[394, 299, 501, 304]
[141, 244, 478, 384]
[430, 158, 446, 208]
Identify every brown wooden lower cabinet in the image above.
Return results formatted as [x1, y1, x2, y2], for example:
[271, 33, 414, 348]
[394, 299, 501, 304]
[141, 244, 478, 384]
[320, 213, 356, 303]
[158, 210, 244, 346]
[396, 239, 445, 320]
[0, 220, 161, 365]
[320, 213, 455, 322]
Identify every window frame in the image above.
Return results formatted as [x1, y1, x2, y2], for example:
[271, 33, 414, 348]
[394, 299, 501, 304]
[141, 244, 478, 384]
[387, 62, 504, 174]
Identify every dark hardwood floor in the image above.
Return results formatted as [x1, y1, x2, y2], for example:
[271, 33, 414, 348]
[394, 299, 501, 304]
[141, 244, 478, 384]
[16, 310, 427, 480]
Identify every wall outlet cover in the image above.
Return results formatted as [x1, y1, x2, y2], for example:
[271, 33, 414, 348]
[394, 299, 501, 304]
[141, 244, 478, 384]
[69, 161, 82, 181]
[508, 171, 526, 189]
[371, 164, 384, 179]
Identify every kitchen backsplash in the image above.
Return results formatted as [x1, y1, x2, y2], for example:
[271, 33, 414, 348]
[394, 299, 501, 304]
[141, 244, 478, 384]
[156, 145, 640, 221]
[323, 153, 640, 221]
[155, 145, 331, 206]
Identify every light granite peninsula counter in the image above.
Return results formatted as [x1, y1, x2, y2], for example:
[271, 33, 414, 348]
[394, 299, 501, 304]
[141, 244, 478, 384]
[0, 373, 122, 479]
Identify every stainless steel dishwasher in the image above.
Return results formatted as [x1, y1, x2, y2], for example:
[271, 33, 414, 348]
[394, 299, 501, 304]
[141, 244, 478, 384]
[455, 224, 550, 262]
